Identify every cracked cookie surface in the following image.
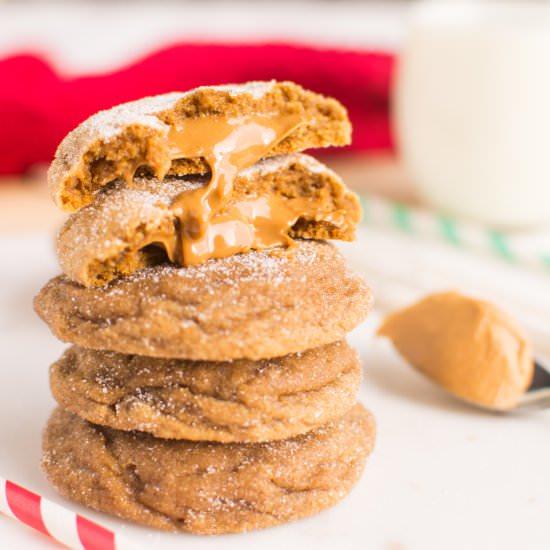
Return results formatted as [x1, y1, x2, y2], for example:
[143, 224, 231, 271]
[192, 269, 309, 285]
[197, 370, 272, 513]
[50, 341, 361, 442]
[42, 404, 375, 534]
[34, 240, 372, 360]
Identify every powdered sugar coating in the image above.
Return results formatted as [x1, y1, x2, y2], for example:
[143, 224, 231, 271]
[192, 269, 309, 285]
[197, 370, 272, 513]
[122, 237, 322, 288]
[204, 80, 276, 100]
[240, 152, 330, 177]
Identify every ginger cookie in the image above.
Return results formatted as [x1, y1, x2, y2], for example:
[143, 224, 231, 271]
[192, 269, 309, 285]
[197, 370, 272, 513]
[42, 404, 375, 534]
[49, 81, 351, 212]
[57, 154, 361, 287]
[50, 341, 361, 443]
[34, 240, 372, 360]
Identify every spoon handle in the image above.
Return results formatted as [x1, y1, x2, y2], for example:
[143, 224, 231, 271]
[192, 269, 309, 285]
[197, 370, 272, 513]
[518, 387, 550, 410]
[517, 359, 550, 410]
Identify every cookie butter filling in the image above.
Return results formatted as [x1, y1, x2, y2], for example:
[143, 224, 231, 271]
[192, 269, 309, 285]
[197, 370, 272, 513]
[164, 114, 309, 265]
[173, 192, 348, 266]
[143, 190, 349, 267]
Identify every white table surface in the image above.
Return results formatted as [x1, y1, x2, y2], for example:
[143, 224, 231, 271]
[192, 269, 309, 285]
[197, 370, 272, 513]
[0, 232, 548, 550]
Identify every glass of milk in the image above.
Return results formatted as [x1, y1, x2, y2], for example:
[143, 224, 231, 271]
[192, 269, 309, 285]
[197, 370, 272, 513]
[394, 1, 550, 227]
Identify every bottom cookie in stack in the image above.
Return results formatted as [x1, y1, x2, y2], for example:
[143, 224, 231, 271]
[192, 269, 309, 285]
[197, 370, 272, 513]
[43, 405, 375, 535]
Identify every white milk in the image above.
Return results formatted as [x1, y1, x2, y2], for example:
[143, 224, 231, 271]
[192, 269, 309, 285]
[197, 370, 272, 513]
[394, 1, 550, 227]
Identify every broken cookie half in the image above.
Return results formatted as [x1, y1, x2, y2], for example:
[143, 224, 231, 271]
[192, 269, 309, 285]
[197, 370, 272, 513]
[57, 153, 361, 287]
[49, 81, 351, 212]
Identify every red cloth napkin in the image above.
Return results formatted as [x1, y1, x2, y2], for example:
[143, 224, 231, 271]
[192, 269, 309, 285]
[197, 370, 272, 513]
[0, 43, 394, 176]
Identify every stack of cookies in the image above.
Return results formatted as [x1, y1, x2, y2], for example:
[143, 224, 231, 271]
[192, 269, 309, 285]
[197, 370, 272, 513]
[34, 81, 376, 534]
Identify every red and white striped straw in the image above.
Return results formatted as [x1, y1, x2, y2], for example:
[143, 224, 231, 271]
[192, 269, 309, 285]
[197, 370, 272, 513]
[0, 476, 140, 550]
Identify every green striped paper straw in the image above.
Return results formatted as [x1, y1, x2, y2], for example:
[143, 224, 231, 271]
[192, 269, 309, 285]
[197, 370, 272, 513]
[360, 193, 550, 273]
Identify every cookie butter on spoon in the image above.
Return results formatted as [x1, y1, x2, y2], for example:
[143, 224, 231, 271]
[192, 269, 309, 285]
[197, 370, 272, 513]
[378, 291, 534, 411]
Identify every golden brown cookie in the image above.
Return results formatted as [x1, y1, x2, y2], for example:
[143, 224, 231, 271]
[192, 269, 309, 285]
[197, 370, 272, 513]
[50, 341, 361, 442]
[49, 81, 351, 211]
[42, 404, 375, 534]
[57, 154, 361, 287]
[34, 240, 372, 360]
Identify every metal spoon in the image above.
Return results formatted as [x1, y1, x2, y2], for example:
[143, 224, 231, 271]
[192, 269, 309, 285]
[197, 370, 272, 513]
[517, 358, 550, 411]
